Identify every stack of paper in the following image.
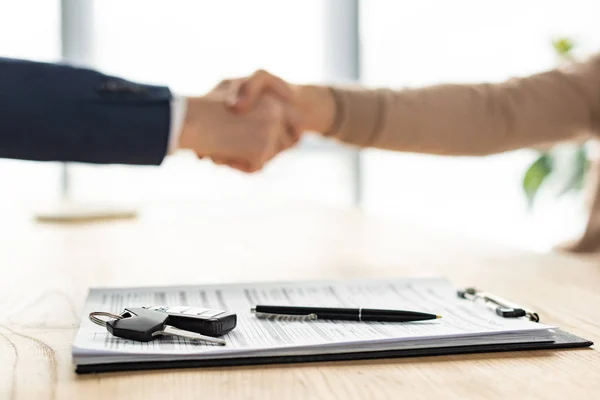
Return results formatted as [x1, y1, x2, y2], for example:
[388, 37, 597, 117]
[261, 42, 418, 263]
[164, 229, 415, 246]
[73, 277, 558, 370]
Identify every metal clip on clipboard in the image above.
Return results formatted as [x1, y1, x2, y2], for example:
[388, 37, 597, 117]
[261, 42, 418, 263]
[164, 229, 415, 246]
[457, 287, 540, 322]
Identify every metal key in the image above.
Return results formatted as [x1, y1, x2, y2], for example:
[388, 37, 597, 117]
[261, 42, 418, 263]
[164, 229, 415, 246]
[89, 308, 227, 345]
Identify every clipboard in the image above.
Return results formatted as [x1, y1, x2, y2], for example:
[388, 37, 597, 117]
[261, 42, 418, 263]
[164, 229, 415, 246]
[76, 328, 591, 374]
[74, 283, 593, 374]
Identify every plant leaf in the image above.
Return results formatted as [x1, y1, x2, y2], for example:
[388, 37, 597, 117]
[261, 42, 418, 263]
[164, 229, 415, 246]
[557, 145, 588, 196]
[523, 153, 553, 208]
[552, 38, 575, 56]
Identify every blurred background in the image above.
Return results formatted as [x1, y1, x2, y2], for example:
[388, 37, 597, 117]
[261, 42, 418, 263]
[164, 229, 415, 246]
[1, 0, 599, 252]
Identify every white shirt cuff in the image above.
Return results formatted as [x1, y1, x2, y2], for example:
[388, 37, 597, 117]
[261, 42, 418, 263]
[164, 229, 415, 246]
[168, 94, 187, 155]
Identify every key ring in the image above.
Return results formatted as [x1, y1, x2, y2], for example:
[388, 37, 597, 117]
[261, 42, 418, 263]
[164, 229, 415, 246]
[89, 311, 124, 327]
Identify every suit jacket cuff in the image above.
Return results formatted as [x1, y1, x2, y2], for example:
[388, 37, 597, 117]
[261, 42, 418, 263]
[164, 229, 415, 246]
[168, 94, 187, 154]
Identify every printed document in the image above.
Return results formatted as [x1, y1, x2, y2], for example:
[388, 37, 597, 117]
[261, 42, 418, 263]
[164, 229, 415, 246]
[73, 278, 554, 366]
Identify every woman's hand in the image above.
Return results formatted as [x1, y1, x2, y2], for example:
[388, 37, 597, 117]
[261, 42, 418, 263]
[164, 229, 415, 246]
[225, 70, 295, 114]
[225, 70, 336, 135]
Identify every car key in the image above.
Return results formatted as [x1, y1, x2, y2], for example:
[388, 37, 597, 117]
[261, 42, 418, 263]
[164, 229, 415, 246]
[141, 305, 237, 337]
[89, 308, 227, 345]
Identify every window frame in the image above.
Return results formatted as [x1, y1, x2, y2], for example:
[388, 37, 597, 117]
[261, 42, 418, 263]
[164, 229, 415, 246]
[58, 0, 363, 205]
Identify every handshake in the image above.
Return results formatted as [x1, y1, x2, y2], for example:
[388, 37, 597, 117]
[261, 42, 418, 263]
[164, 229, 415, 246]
[177, 71, 336, 173]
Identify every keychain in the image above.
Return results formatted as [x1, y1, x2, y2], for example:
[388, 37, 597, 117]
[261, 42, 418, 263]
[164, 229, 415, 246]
[89, 305, 237, 345]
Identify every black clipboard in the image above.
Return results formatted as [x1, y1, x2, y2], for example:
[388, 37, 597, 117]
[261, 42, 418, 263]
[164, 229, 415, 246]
[76, 329, 591, 374]
[75, 287, 593, 374]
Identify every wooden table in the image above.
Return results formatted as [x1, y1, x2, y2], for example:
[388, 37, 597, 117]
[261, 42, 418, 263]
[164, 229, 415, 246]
[1, 202, 599, 399]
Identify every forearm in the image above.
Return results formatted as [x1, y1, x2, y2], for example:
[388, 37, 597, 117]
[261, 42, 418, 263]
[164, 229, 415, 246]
[300, 54, 600, 156]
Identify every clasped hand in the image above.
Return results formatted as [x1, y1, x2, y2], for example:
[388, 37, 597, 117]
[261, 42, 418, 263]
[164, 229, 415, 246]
[176, 71, 334, 173]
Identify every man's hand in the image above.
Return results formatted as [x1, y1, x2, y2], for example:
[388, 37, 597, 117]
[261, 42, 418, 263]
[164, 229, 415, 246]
[177, 80, 300, 173]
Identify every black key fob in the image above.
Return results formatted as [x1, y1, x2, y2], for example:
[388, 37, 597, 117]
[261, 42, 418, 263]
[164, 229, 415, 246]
[140, 305, 237, 337]
[108, 308, 169, 342]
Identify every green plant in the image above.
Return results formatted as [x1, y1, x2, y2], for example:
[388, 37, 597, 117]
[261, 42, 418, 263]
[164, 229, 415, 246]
[522, 38, 589, 208]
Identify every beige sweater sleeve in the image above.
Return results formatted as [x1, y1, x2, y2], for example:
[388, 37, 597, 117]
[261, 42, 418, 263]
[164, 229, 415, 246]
[325, 54, 600, 155]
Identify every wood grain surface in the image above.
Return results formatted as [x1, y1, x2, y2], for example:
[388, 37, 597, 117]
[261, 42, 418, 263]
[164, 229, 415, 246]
[1, 202, 599, 400]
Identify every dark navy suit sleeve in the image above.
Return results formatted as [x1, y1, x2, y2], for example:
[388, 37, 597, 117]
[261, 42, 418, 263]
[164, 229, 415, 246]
[0, 57, 172, 165]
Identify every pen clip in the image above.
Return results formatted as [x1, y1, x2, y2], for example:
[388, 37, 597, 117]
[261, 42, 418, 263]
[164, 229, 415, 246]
[251, 308, 318, 322]
[457, 287, 540, 322]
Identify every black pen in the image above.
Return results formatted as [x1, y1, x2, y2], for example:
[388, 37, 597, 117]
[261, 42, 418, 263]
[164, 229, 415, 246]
[251, 305, 441, 322]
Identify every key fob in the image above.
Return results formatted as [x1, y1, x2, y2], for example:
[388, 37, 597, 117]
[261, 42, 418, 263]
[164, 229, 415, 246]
[140, 305, 237, 337]
[107, 308, 169, 342]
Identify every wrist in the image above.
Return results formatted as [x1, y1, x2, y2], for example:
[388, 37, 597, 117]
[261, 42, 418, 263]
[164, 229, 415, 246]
[295, 84, 335, 134]
[178, 96, 217, 154]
